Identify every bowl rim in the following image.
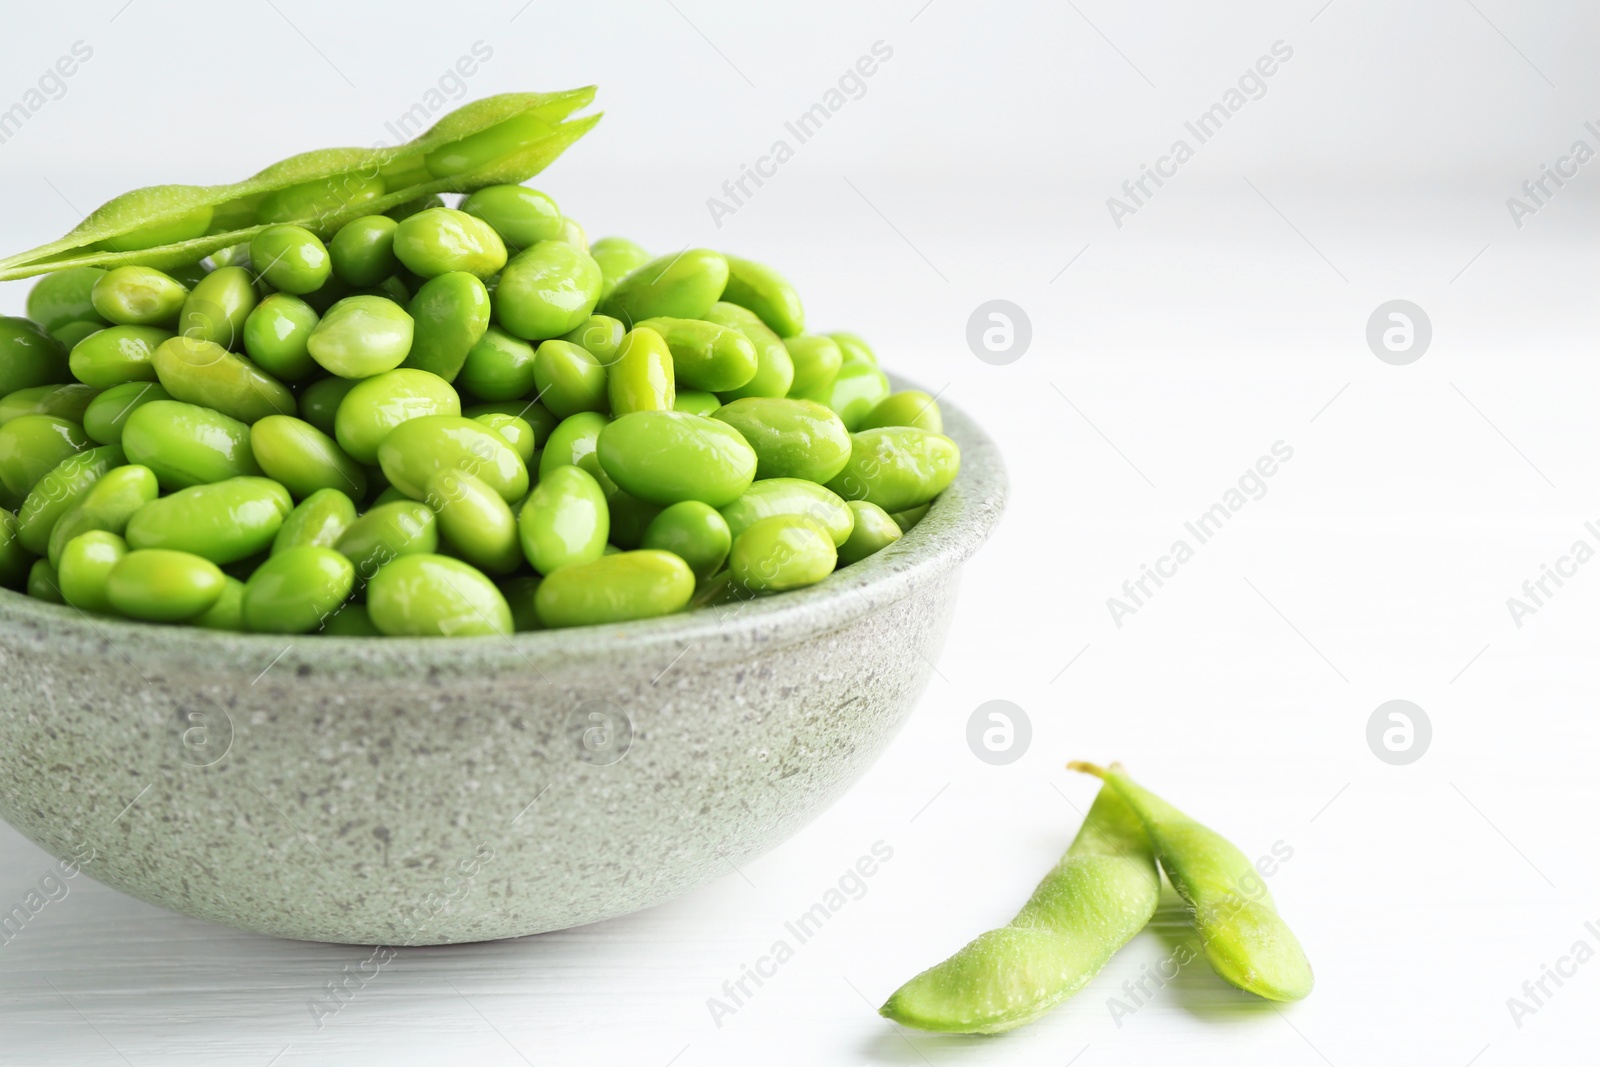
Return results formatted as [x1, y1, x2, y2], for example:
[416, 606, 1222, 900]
[0, 374, 1007, 675]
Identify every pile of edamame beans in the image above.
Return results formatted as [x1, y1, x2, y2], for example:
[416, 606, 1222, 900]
[0, 189, 959, 635]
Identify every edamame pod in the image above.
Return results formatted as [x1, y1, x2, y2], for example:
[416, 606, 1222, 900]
[533, 549, 693, 628]
[242, 545, 355, 633]
[601, 249, 728, 325]
[126, 476, 292, 564]
[598, 411, 756, 508]
[825, 428, 960, 512]
[367, 554, 512, 637]
[720, 255, 804, 337]
[403, 271, 491, 381]
[517, 464, 608, 574]
[711, 397, 851, 483]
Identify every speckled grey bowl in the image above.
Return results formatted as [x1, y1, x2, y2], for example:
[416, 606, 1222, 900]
[0, 387, 1003, 944]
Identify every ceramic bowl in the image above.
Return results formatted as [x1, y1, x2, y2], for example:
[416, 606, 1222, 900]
[0, 385, 1004, 944]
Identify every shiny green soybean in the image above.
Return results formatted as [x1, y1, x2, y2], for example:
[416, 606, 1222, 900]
[272, 487, 357, 553]
[826, 428, 961, 512]
[555, 217, 587, 250]
[721, 255, 804, 337]
[642, 500, 730, 582]
[534, 549, 693, 628]
[367, 553, 511, 636]
[394, 207, 508, 280]
[126, 476, 291, 564]
[47, 463, 158, 567]
[794, 358, 889, 431]
[711, 397, 851, 483]
[783, 335, 842, 396]
[242, 545, 354, 633]
[329, 215, 399, 287]
[0, 383, 98, 426]
[152, 336, 294, 424]
[307, 295, 414, 379]
[532, 339, 607, 417]
[91, 266, 188, 327]
[635, 316, 757, 392]
[377, 415, 528, 503]
[837, 500, 901, 565]
[830, 331, 877, 367]
[52, 320, 103, 350]
[58, 530, 127, 615]
[720, 478, 853, 547]
[495, 239, 603, 341]
[860, 390, 943, 433]
[0, 317, 71, 397]
[0, 416, 89, 499]
[598, 410, 756, 507]
[320, 601, 380, 635]
[462, 400, 556, 447]
[540, 411, 612, 484]
[242, 294, 320, 382]
[403, 271, 490, 381]
[728, 516, 836, 592]
[473, 412, 537, 466]
[561, 313, 626, 364]
[16, 444, 123, 554]
[603, 486, 663, 550]
[27, 559, 62, 602]
[192, 575, 246, 630]
[27, 267, 108, 334]
[890, 502, 930, 532]
[249, 225, 332, 295]
[178, 266, 258, 349]
[587, 237, 651, 300]
[459, 325, 536, 401]
[336, 500, 438, 579]
[460, 185, 563, 249]
[250, 415, 366, 500]
[83, 382, 171, 446]
[518, 464, 608, 574]
[333, 368, 460, 465]
[607, 327, 674, 415]
[705, 303, 792, 401]
[68, 325, 169, 388]
[427, 469, 522, 575]
[297, 376, 359, 436]
[602, 249, 728, 324]
[106, 548, 225, 622]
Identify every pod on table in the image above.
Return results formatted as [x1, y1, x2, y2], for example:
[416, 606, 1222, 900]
[601, 249, 728, 325]
[377, 414, 528, 503]
[711, 397, 851, 483]
[177, 266, 257, 349]
[0, 415, 89, 500]
[727, 516, 836, 592]
[57, 530, 128, 615]
[517, 464, 608, 574]
[90, 266, 188, 327]
[105, 548, 226, 622]
[560, 313, 626, 364]
[250, 415, 366, 500]
[152, 335, 294, 424]
[46, 463, 159, 567]
[83, 382, 171, 445]
[607, 327, 674, 415]
[15, 444, 124, 555]
[367, 553, 512, 636]
[27, 267, 108, 335]
[586, 236, 650, 301]
[459, 325, 537, 401]
[329, 215, 399, 287]
[1069, 762, 1314, 1002]
[880, 778, 1160, 1033]
[242, 293, 320, 382]
[242, 545, 354, 633]
[793, 358, 889, 431]
[836, 501, 901, 565]
[306, 295, 414, 379]
[720, 255, 804, 337]
[403, 271, 491, 381]
[272, 487, 357, 553]
[859, 390, 943, 433]
[335, 499, 438, 579]
[826, 427, 961, 513]
[427, 469, 522, 575]
[534, 549, 693, 628]
[126, 476, 291, 564]
[249, 225, 332, 294]
[532, 339, 607, 418]
[0, 317, 71, 397]
[460, 185, 563, 249]
[635, 316, 757, 392]
[333, 367, 460, 465]
[494, 239, 603, 341]
[642, 500, 730, 582]
[704, 303, 792, 401]
[393, 207, 508, 279]
[720, 478, 853, 548]
[598, 410, 756, 508]
[0, 383, 99, 427]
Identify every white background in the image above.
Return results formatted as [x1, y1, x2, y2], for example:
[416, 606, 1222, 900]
[2, 1, 1598, 1063]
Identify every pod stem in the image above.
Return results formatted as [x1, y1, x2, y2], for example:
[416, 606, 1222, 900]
[1066, 760, 1108, 779]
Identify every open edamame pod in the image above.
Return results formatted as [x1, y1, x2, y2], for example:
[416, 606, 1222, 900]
[0, 90, 601, 281]
[1068, 761, 1314, 1002]
[880, 778, 1159, 1033]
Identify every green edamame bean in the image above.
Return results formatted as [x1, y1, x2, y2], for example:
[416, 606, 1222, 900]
[604, 487, 662, 550]
[0, 317, 71, 396]
[167, 261, 210, 289]
[836, 501, 901, 565]
[635, 316, 757, 392]
[555, 217, 587, 250]
[1069, 762, 1314, 1001]
[376, 414, 528, 503]
[126, 476, 291, 564]
[242, 545, 355, 634]
[540, 410, 612, 483]
[721, 255, 804, 337]
[587, 237, 651, 300]
[459, 325, 537, 401]
[825, 427, 961, 512]
[598, 410, 756, 507]
[518, 464, 608, 574]
[58, 530, 127, 615]
[122, 400, 261, 489]
[0, 415, 89, 499]
[273, 487, 357, 554]
[880, 780, 1160, 1033]
[208, 243, 250, 271]
[27, 267, 108, 334]
[601, 249, 728, 325]
[297, 376, 359, 436]
[367, 553, 511, 637]
[829, 331, 877, 367]
[333, 368, 460, 465]
[257, 173, 385, 226]
[495, 240, 603, 341]
[329, 215, 400, 287]
[889, 502, 930, 531]
[720, 478, 853, 548]
[704, 303, 792, 401]
[560, 314, 626, 364]
[51, 320, 103, 351]
[299, 273, 354, 314]
[673, 390, 720, 417]
[250, 415, 367, 500]
[532, 339, 607, 418]
[242, 294, 320, 382]
[83, 382, 171, 446]
[386, 193, 444, 223]
[91, 266, 188, 327]
[336, 500, 438, 579]
[178, 266, 258, 349]
[0, 383, 98, 426]
[460, 185, 563, 249]
[248, 225, 331, 295]
[16, 445, 123, 554]
[793, 358, 889, 431]
[782, 335, 842, 396]
[499, 575, 543, 631]
[423, 469, 520, 575]
[193, 575, 246, 630]
[473, 413, 536, 466]
[402, 271, 491, 381]
[307, 295, 415, 379]
[607, 327, 674, 415]
[47, 463, 159, 567]
[70, 325, 171, 389]
[727, 516, 836, 592]
[105, 548, 225, 622]
[462, 400, 557, 447]
[393, 207, 507, 280]
[0, 510, 32, 589]
[320, 601, 380, 635]
[711, 397, 851, 483]
[533, 549, 693, 628]
[642, 500, 730, 582]
[27, 559, 63, 603]
[152, 336, 294, 424]
[859, 390, 943, 433]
